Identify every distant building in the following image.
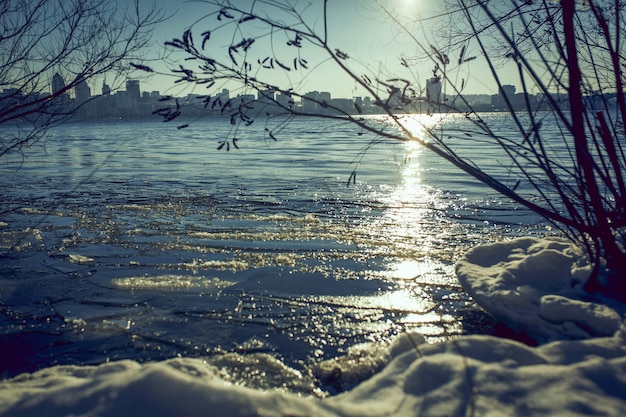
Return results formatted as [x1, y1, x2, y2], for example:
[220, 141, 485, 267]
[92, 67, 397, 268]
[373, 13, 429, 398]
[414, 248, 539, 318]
[51, 73, 66, 95]
[1, 89, 19, 108]
[258, 89, 275, 102]
[237, 93, 256, 104]
[75, 78, 90, 103]
[276, 92, 294, 109]
[491, 84, 532, 110]
[499, 84, 516, 98]
[214, 89, 229, 106]
[37, 75, 540, 119]
[302, 91, 331, 113]
[126, 80, 140, 100]
[426, 76, 442, 103]
[331, 98, 353, 113]
[302, 91, 319, 113]
[492, 84, 515, 109]
[114, 90, 132, 110]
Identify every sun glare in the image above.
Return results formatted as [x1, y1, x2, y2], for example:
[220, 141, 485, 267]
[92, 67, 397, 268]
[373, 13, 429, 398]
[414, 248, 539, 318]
[397, 113, 443, 142]
[398, 0, 422, 14]
[366, 137, 443, 282]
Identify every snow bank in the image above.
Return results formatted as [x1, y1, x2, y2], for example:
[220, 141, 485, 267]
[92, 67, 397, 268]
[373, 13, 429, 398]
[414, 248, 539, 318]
[1, 331, 626, 417]
[456, 236, 625, 342]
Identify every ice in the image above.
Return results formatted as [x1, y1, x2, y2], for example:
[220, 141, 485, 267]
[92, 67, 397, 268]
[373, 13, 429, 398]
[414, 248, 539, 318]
[2, 236, 626, 416]
[311, 341, 391, 393]
[111, 275, 236, 290]
[68, 254, 95, 264]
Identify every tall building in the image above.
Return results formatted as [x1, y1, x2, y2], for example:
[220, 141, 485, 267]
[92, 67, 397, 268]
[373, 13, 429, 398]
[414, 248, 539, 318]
[214, 89, 229, 106]
[499, 84, 516, 97]
[303, 91, 320, 113]
[492, 84, 517, 109]
[126, 80, 140, 100]
[302, 91, 331, 113]
[75, 78, 90, 103]
[51, 73, 66, 95]
[426, 76, 442, 103]
[102, 81, 111, 96]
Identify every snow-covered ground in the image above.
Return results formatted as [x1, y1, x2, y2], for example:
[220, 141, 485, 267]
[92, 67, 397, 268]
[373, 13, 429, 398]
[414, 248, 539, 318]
[456, 236, 625, 343]
[2, 236, 625, 417]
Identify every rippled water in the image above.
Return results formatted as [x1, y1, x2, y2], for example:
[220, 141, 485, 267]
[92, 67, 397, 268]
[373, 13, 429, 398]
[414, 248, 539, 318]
[0, 113, 550, 393]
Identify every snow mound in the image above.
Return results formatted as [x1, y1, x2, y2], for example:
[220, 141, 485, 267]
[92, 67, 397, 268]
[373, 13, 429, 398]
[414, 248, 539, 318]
[2, 332, 626, 417]
[456, 236, 625, 342]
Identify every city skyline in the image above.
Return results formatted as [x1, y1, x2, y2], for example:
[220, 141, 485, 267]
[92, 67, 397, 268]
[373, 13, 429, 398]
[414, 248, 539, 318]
[34, 71, 589, 121]
[1, 67, 607, 125]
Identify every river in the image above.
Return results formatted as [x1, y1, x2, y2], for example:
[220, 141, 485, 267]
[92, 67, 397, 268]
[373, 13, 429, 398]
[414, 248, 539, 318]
[0, 113, 552, 393]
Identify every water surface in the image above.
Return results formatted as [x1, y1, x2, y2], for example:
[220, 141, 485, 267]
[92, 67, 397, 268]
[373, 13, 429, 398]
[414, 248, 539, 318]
[0, 113, 549, 393]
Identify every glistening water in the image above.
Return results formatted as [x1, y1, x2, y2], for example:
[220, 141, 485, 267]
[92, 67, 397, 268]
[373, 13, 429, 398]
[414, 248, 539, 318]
[0, 113, 550, 394]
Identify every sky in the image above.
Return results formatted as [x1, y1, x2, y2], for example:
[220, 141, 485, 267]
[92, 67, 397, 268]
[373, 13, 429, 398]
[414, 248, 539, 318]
[134, 0, 517, 99]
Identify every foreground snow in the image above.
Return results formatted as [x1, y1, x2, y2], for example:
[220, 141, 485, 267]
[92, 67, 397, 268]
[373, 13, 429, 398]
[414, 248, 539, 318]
[1, 331, 625, 417]
[456, 236, 625, 343]
[2, 236, 625, 416]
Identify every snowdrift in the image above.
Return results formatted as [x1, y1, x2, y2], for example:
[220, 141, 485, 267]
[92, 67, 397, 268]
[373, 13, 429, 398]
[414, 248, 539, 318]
[1, 332, 626, 417]
[456, 236, 625, 343]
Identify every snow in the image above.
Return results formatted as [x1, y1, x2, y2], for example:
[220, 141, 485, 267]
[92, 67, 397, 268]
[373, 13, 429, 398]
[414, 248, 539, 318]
[1, 236, 626, 416]
[456, 236, 625, 342]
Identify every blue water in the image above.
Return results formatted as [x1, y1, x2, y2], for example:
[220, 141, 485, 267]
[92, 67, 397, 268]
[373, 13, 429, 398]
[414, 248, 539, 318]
[0, 113, 549, 393]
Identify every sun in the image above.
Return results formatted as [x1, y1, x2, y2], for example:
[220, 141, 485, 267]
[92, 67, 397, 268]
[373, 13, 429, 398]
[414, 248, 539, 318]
[399, 0, 422, 13]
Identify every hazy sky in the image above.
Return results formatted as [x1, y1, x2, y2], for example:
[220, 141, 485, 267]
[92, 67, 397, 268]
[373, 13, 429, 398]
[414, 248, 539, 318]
[136, 0, 514, 98]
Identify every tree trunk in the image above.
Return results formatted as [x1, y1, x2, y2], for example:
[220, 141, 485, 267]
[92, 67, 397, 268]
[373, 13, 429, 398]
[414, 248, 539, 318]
[562, 1, 626, 301]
